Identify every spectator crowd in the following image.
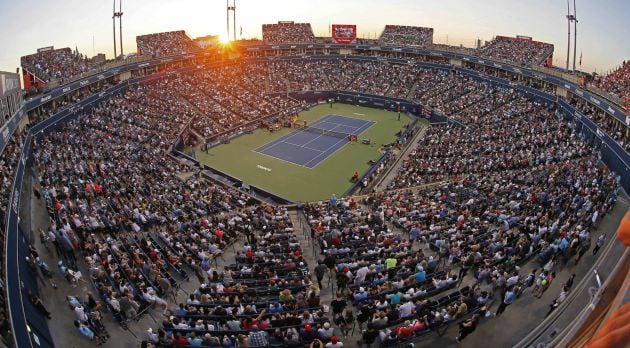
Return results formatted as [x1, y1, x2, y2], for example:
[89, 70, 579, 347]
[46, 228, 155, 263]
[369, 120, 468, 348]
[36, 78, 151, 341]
[137, 31, 200, 57]
[21, 47, 95, 83]
[262, 22, 315, 44]
[594, 60, 630, 100]
[1, 47, 627, 348]
[479, 36, 553, 66]
[379, 25, 434, 47]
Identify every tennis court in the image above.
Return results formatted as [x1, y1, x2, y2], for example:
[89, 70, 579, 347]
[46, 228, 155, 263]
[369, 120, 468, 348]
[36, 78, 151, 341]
[255, 115, 375, 168]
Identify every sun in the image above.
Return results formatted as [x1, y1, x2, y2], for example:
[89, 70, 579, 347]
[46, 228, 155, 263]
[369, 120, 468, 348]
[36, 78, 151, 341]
[219, 34, 231, 44]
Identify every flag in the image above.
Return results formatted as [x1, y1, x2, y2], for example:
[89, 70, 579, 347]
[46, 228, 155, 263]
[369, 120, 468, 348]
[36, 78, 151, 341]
[579, 51, 582, 66]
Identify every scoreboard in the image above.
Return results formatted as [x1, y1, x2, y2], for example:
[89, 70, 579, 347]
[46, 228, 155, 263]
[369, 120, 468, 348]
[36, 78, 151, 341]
[332, 24, 357, 44]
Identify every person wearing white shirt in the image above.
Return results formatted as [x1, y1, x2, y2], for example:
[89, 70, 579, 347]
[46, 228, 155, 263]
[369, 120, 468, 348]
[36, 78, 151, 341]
[74, 305, 88, 322]
[142, 287, 168, 313]
[398, 300, 414, 318]
[506, 273, 520, 288]
[355, 266, 369, 286]
[318, 322, 335, 340]
[109, 297, 121, 312]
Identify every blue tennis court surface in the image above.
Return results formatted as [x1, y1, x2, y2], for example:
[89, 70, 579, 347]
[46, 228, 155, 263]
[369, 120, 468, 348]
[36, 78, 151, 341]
[255, 115, 375, 168]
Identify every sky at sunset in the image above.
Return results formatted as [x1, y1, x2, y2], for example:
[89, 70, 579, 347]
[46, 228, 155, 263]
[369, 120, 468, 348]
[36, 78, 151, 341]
[0, 0, 628, 74]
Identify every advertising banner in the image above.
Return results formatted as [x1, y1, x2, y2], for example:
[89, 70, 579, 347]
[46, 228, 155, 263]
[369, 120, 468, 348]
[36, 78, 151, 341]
[332, 24, 357, 44]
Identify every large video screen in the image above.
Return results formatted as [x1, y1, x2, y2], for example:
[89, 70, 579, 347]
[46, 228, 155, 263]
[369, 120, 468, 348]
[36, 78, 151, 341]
[332, 24, 357, 44]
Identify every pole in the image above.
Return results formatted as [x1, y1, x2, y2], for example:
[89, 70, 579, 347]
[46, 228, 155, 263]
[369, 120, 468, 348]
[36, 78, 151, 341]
[566, 0, 571, 71]
[112, 0, 117, 58]
[119, 0, 124, 56]
[572, 0, 577, 71]
[233, 0, 236, 41]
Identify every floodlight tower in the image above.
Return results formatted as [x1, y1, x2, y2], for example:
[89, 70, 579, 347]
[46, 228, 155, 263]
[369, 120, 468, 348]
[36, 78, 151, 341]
[566, 0, 573, 70]
[227, 0, 236, 41]
[112, 0, 124, 58]
[118, 0, 124, 56]
[572, 0, 578, 71]
[566, 0, 576, 71]
[112, 0, 117, 58]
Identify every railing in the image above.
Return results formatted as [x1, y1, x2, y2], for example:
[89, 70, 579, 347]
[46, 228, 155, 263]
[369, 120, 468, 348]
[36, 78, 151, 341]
[531, 64, 580, 84]
[515, 227, 629, 347]
[585, 84, 626, 109]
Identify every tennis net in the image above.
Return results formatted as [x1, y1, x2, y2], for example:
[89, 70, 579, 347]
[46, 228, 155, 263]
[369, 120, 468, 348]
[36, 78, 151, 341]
[301, 125, 354, 139]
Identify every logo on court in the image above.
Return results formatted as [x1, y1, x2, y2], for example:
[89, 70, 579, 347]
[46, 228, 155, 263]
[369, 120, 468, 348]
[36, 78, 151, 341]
[257, 165, 272, 172]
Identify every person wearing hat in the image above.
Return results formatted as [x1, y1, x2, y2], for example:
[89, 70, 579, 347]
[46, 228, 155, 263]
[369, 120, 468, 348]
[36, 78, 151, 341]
[318, 322, 334, 340]
[300, 323, 319, 341]
[353, 287, 368, 301]
[325, 335, 343, 348]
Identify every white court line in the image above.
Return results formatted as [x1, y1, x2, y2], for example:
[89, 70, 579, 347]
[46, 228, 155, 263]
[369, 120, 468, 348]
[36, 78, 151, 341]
[253, 114, 375, 168]
[303, 135, 349, 168]
[277, 139, 325, 153]
[301, 122, 347, 149]
[256, 113, 367, 152]
[252, 149, 313, 169]
[256, 116, 334, 150]
[304, 118, 376, 168]
[254, 126, 320, 153]
[325, 114, 376, 131]
[328, 113, 373, 122]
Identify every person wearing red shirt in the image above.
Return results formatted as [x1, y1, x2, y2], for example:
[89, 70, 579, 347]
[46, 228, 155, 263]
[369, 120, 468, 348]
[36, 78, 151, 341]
[148, 249, 159, 262]
[413, 319, 427, 332]
[331, 235, 342, 246]
[396, 320, 414, 338]
[242, 309, 266, 330]
[214, 228, 224, 240]
[171, 333, 188, 346]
